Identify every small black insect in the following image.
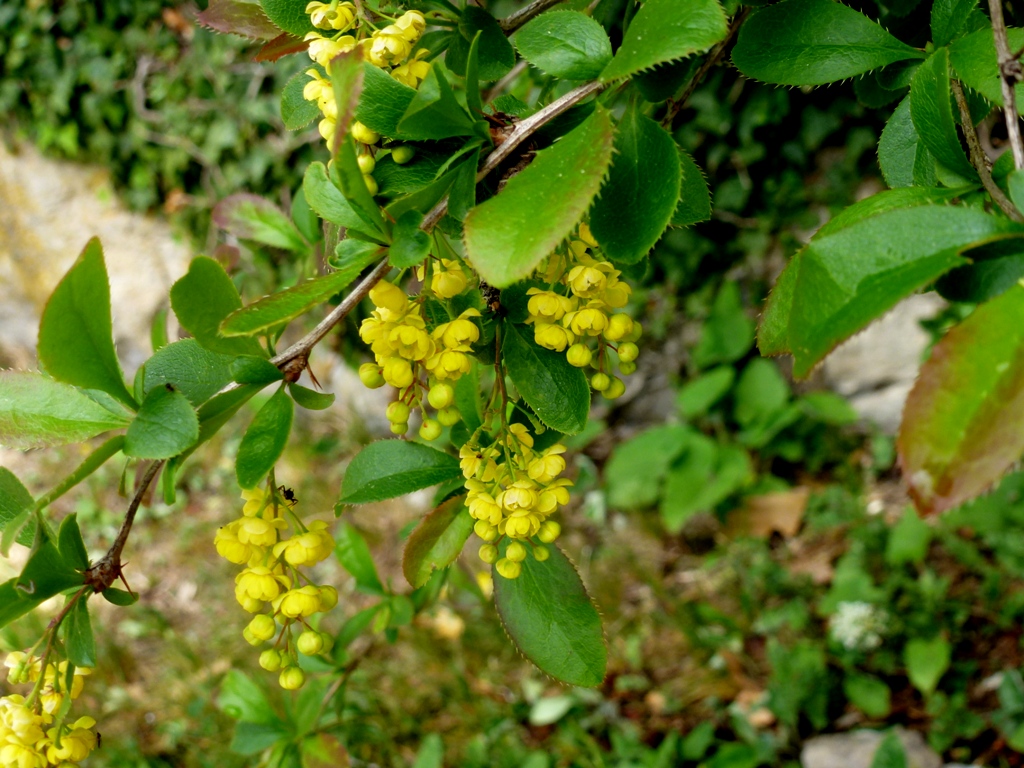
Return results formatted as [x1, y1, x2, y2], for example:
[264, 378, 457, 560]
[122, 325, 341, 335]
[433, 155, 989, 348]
[280, 486, 298, 506]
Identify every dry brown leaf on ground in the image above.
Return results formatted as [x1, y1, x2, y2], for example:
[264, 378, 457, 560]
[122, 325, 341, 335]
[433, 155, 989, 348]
[726, 488, 810, 539]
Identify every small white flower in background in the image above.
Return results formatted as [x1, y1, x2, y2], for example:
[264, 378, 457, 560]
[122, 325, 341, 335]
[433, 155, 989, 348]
[829, 601, 888, 651]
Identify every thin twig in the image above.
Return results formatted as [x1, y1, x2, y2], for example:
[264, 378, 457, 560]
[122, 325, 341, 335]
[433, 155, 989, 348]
[952, 78, 1024, 222]
[662, 8, 750, 129]
[483, 60, 528, 104]
[84, 460, 165, 592]
[499, 0, 562, 33]
[988, 0, 1024, 170]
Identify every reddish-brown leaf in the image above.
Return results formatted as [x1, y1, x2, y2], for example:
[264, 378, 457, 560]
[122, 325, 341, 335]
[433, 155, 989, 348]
[255, 32, 309, 62]
[197, 0, 280, 40]
[899, 284, 1024, 514]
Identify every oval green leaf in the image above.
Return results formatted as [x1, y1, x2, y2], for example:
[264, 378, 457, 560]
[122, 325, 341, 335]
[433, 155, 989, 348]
[950, 27, 1024, 111]
[590, 105, 681, 264]
[281, 69, 319, 130]
[124, 385, 200, 459]
[402, 495, 474, 588]
[879, 95, 938, 189]
[141, 339, 237, 406]
[258, 0, 314, 37]
[464, 107, 615, 288]
[212, 194, 308, 252]
[337, 440, 462, 505]
[38, 237, 134, 408]
[0, 371, 130, 449]
[759, 204, 1022, 378]
[64, 597, 96, 667]
[899, 284, 1024, 514]
[170, 257, 266, 357]
[334, 521, 384, 594]
[600, 0, 726, 82]
[303, 161, 378, 236]
[732, 0, 923, 86]
[57, 514, 89, 572]
[220, 249, 381, 337]
[515, 11, 612, 81]
[672, 149, 712, 228]
[288, 383, 334, 410]
[235, 385, 294, 489]
[910, 48, 976, 180]
[502, 322, 589, 435]
[493, 543, 606, 687]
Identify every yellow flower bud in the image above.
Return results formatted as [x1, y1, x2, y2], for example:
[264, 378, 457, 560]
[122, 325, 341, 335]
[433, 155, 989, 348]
[391, 421, 409, 435]
[382, 357, 415, 388]
[619, 360, 637, 375]
[533, 545, 550, 562]
[351, 121, 380, 145]
[386, 400, 411, 424]
[473, 518, 499, 540]
[604, 314, 635, 342]
[478, 543, 498, 563]
[357, 153, 376, 174]
[359, 362, 385, 388]
[318, 585, 339, 611]
[297, 630, 326, 655]
[427, 382, 454, 410]
[363, 173, 379, 195]
[279, 586, 323, 618]
[506, 541, 527, 562]
[602, 376, 625, 399]
[438, 406, 461, 426]
[566, 343, 592, 368]
[392, 145, 415, 164]
[431, 259, 468, 299]
[534, 322, 574, 352]
[495, 558, 522, 579]
[279, 666, 306, 690]
[617, 341, 639, 362]
[419, 419, 442, 441]
[591, 372, 610, 392]
[247, 614, 277, 642]
[537, 520, 561, 544]
[565, 307, 608, 337]
[259, 649, 283, 671]
[369, 280, 407, 312]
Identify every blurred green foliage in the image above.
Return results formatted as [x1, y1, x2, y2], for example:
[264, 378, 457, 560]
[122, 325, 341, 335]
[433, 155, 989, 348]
[0, 0, 314, 238]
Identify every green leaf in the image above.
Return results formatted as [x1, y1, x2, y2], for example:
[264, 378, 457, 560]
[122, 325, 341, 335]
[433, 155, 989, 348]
[879, 95, 938, 189]
[693, 282, 755, 368]
[327, 47, 365, 149]
[57, 514, 89, 571]
[231, 356, 285, 385]
[910, 48, 976, 180]
[389, 210, 431, 268]
[590, 105, 681, 265]
[672, 149, 712, 227]
[281, 69, 319, 130]
[904, 635, 951, 695]
[334, 521, 384, 594]
[0, 371, 130, 449]
[101, 587, 138, 606]
[0, 469, 35, 549]
[464, 107, 615, 287]
[844, 674, 892, 718]
[397, 63, 481, 141]
[213, 194, 308, 252]
[734, 359, 789, 426]
[231, 721, 289, 755]
[799, 391, 859, 425]
[817, 186, 970, 238]
[502, 322, 590, 435]
[333, 136, 387, 235]
[515, 11, 612, 80]
[218, 669, 279, 724]
[448, 148, 481, 223]
[236, 386, 294, 489]
[871, 731, 907, 768]
[18, 524, 83, 599]
[303, 162, 378, 237]
[0, 579, 46, 630]
[661, 441, 751, 532]
[140, 340, 236, 407]
[221, 254, 381, 338]
[338, 440, 462, 505]
[259, 0, 314, 37]
[604, 425, 692, 510]
[950, 27, 1024, 111]
[931, 0, 979, 47]
[170, 258, 266, 357]
[677, 366, 734, 418]
[124, 385, 200, 459]
[898, 284, 1024, 514]
[402, 495, 474, 588]
[493, 543, 606, 687]
[446, 6, 515, 80]
[64, 597, 96, 667]
[411, 734, 445, 768]
[732, 0, 923, 86]
[936, 237, 1024, 302]
[885, 508, 932, 565]
[291, 187, 320, 244]
[355, 63, 417, 139]
[288, 383, 334, 410]
[600, 0, 727, 82]
[758, 205, 1021, 378]
[37, 237, 134, 408]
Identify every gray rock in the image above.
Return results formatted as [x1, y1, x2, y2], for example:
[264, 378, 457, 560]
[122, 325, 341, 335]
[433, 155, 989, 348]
[801, 728, 942, 768]
[820, 294, 945, 433]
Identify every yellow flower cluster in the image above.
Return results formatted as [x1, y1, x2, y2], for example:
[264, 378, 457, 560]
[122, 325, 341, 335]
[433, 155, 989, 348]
[302, 3, 427, 179]
[358, 276, 479, 438]
[1, 654, 96, 767]
[214, 487, 338, 690]
[460, 424, 569, 579]
[526, 224, 641, 399]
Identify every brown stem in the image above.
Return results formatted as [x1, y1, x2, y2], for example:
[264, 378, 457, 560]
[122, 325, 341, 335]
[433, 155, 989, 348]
[84, 460, 165, 593]
[662, 8, 751, 129]
[988, 0, 1024, 170]
[499, 0, 562, 33]
[952, 78, 1024, 222]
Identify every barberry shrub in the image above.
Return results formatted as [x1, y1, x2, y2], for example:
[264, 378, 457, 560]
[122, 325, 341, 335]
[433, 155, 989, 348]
[3, 0, 1024, 762]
